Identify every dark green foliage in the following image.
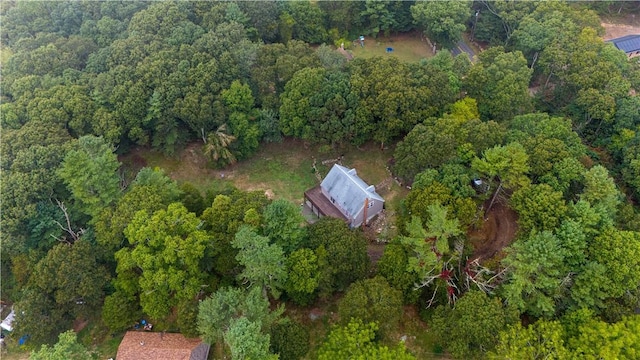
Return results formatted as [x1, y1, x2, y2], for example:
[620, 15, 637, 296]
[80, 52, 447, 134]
[177, 299, 200, 338]
[307, 218, 370, 294]
[464, 47, 533, 121]
[179, 182, 206, 216]
[377, 242, 421, 303]
[270, 321, 310, 360]
[431, 291, 519, 359]
[338, 276, 403, 335]
[102, 291, 141, 332]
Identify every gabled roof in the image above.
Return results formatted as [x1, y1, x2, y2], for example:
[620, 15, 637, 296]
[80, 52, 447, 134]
[607, 34, 640, 53]
[116, 332, 210, 360]
[321, 164, 384, 219]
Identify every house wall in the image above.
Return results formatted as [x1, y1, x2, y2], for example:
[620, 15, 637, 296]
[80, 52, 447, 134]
[351, 198, 384, 228]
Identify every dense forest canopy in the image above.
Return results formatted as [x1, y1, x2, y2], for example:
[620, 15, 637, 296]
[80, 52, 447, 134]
[1, 0, 640, 358]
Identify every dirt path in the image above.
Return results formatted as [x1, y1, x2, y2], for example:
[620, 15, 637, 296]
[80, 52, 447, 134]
[468, 200, 518, 262]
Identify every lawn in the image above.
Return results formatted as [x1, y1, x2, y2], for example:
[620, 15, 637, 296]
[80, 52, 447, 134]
[125, 139, 401, 207]
[349, 31, 435, 63]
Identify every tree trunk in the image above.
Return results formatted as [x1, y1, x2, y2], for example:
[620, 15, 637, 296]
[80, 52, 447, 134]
[486, 182, 503, 217]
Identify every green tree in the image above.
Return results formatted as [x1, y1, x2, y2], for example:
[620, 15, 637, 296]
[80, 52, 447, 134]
[307, 218, 369, 294]
[30, 330, 91, 360]
[58, 135, 121, 219]
[203, 124, 237, 166]
[501, 231, 568, 318]
[318, 319, 416, 360]
[472, 142, 530, 212]
[224, 317, 277, 360]
[102, 291, 141, 332]
[116, 203, 210, 320]
[285, 248, 320, 306]
[348, 56, 431, 147]
[488, 320, 569, 360]
[233, 226, 287, 299]
[377, 242, 421, 303]
[510, 184, 568, 234]
[270, 320, 310, 360]
[338, 276, 403, 335]
[197, 286, 283, 345]
[285, 1, 328, 44]
[581, 165, 620, 220]
[464, 47, 533, 121]
[588, 227, 640, 299]
[263, 199, 307, 253]
[431, 291, 519, 359]
[411, 0, 471, 48]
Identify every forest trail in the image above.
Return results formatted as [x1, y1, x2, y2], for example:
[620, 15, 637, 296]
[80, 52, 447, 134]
[468, 200, 518, 263]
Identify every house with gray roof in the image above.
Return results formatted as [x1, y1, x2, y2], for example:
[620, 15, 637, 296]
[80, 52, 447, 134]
[607, 34, 640, 58]
[304, 164, 384, 228]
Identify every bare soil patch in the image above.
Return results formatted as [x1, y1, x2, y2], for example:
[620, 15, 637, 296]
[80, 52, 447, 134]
[468, 199, 518, 263]
[601, 21, 640, 40]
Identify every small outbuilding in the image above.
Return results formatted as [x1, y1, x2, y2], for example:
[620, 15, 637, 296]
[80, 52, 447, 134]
[305, 164, 384, 228]
[607, 34, 640, 58]
[116, 331, 210, 360]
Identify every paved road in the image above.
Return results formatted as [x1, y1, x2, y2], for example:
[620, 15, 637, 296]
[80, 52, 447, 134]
[451, 39, 476, 62]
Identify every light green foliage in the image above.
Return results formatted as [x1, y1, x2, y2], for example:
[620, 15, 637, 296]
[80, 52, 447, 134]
[402, 204, 462, 277]
[431, 291, 519, 359]
[270, 320, 310, 360]
[58, 135, 121, 218]
[201, 190, 269, 281]
[233, 226, 287, 299]
[318, 319, 416, 360]
[307, 218, 369, 294]
[338, 276, 403, 335]
[359, 0, 397, 37]
[197, 286, 283, 345]
[285, 248, 320, 306]
[117, 203, 209, 319]
[501, 231, 568, 318]
[132, 167, 183, 201]
[263, 199, 307, 253]
[465, 47, 533, 121]
[224, 317, 277, 360]
[472, 142, 530, 191]
[568, 315, 640, 359]
[411, 0, 471, 47]
[588, 227, 640, 299]
[94, 184, 169, 252]
[30, 330, 91, 360]
[488, 320, 569, 360]
[581, 165, 620, 219]
[510, 184, 568, 234]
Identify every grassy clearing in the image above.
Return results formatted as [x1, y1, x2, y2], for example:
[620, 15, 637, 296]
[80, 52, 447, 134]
[349, 31, 434, 63]
[126, 139, 401, 207]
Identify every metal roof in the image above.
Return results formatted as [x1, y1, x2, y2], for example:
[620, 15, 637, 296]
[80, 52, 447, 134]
[608, 34, 640, 53]
[320, 164, 384, 220]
